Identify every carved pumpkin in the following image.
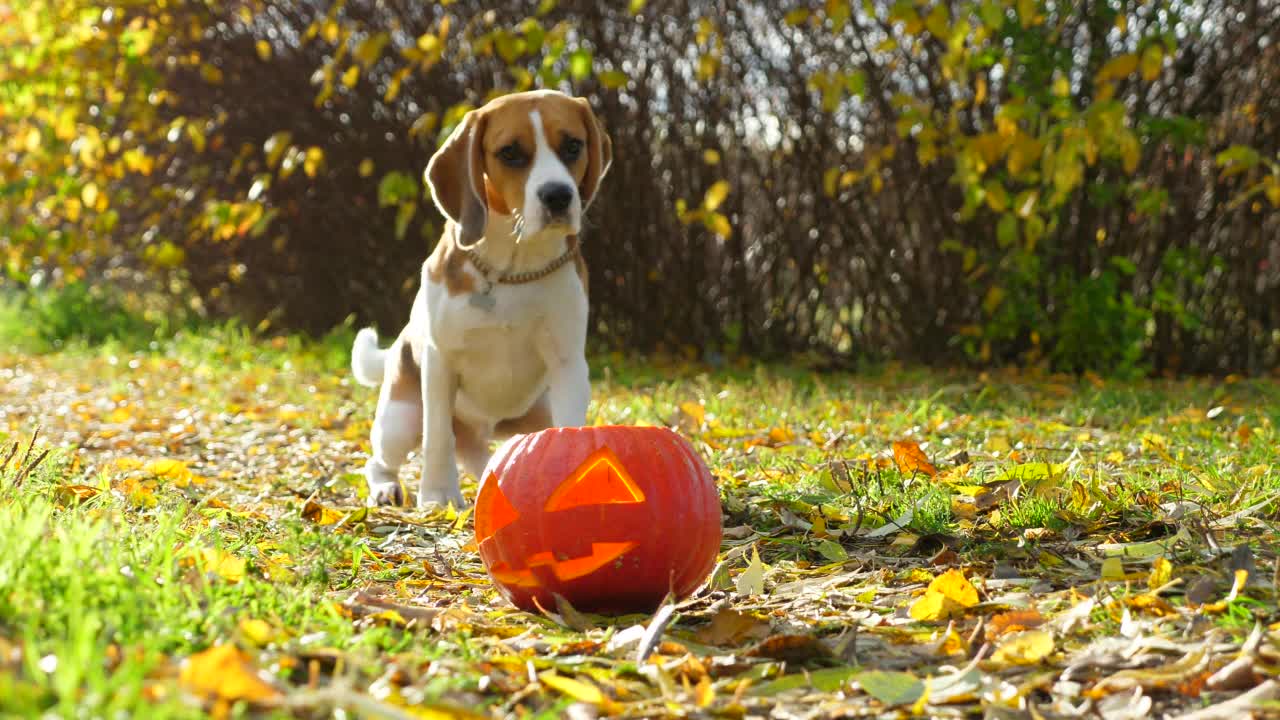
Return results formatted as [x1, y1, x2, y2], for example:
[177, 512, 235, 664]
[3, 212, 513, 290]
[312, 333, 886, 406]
[474, 426, 722, 614]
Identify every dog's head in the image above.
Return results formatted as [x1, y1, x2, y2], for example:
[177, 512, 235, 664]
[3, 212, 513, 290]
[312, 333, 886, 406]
[426, 90, 613, 246]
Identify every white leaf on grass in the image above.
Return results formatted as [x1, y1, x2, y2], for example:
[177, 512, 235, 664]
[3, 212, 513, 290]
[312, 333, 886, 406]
[864, 508, 914, 538]
[734, 544, 766, 596]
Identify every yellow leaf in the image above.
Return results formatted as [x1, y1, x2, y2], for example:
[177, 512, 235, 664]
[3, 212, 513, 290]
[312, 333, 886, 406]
[971, 132, 1005, 168]
[974, 76, 988, 105]
[784, 8, 810, 26]
[322, 20, 339, 44]
[341, 65, 360, 88]
[1100, 557, 1124, 581]
[704, 180, 731, 211]
[539, 671, 611, 707]
[1007, 135, 1043, 176]
[54, 110, 77, 141]
[983, 285, 1006, 314]
[301, 500, 344, 525]
[1140, 432, 1168, 453]
[983, 181, 1008, 212]
[823, 167, 840, 197]
[180, 645, 281, 705]
[1261, 176, 1280, 207]
[697, 54, 719, 82]
[55, 484, 101, 505]
[909, 589, 964, 621]
[1126, 593, 1177, 617]
[1014, 189, 1038, 218]
[909, 569, 978, 621]
[924, 3, 949, 37]
[702, 149, 721, 165]
[370, 609, 408, 626]
[1096, 54, 1139, 84]
[145, 458, 194, 485]
[1119, 130, 1141, 174]
[238, 618, 275, 646]
[255, 40, 272, 61]
[705, 212, 732, 239]
[680, 401, 707, 426]
[694, 675, 715, 707]
[304, 146, 324, 178]
[990, 630, 1054, 666]
[80, 183, 99, 209]
[929, 569, 978, 606]
[199, 63, 224, 85]
[1140, 44, 1163, 82]
[24, 127, 43, 153]
[769, 426, 795, 444]
[195, 548, 247, 583]
[892, 440, 938, 477]
[597, 69, 629, 89]
[359, 158, 375, 177]
[1148, 557, 1173, 590]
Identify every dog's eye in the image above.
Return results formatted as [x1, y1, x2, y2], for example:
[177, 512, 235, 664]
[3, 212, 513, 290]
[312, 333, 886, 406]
[560, 137, 584, 163]
[496, 144, 529, 168]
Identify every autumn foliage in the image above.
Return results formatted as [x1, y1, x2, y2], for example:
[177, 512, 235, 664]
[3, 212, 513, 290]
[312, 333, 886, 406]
[1, 0, 1277, 373]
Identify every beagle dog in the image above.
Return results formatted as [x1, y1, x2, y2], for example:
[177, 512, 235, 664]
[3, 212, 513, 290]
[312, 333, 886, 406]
[350, 90, 612, 508]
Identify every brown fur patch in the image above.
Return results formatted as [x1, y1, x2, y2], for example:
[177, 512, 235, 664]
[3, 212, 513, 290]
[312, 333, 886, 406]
[495, 392, 553, 437]
[382, 338, 421, 406]
[567, 235, 588, 292]
[484, 177, 511, 215]
[425, 224, 476, 297]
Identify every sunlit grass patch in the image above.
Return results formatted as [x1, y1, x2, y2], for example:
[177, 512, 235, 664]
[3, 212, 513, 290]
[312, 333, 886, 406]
[0, 336, 1277, 717]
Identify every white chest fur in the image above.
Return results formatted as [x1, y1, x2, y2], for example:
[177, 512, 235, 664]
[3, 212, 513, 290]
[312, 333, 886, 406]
[422, 261, 587, 424]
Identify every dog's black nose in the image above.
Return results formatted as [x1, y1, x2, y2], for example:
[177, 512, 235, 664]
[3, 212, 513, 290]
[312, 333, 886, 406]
[538, 183, 575, 214]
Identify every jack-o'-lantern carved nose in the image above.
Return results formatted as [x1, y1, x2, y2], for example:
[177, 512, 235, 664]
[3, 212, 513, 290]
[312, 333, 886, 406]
[544, 446, 645, 512]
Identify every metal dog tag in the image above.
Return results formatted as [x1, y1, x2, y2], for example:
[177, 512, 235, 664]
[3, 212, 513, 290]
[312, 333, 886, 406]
[469, 290, 497, 312]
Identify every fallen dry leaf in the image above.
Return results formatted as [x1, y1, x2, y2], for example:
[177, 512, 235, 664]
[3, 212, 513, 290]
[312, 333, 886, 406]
[909, 569, 979, 621]
[892, 440, 937, 477]
[179, 644, 281, 706]
[987, 609, 1046, 638]
[189, 547, 246, 583]
[539, 670, 616, 711]
[989, 629, 1054, 666]
[694, 608, 770, 646]
[734, 544, 766, 597]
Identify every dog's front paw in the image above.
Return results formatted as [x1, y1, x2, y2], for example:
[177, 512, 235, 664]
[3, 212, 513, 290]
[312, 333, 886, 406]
[417, 485, 466, 510]
[365, 462, 411, 507]
[367, 478, 411, 507]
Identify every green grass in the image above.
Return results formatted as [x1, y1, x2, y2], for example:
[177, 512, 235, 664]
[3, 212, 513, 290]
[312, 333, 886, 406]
[1, 308, 1278, 717]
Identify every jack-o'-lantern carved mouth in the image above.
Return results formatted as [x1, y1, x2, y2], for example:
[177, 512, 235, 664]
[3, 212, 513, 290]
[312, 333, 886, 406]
[488, 541, 639, 587]
[476, 446, 647, 588]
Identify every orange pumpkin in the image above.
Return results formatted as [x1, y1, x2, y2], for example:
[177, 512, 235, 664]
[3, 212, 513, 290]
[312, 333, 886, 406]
[474, 426, 722, 614]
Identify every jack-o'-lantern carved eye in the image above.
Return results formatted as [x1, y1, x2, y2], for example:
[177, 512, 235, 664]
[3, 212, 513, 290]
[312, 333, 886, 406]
[475, 473, 518, 543]
[544, 446, 646, 512]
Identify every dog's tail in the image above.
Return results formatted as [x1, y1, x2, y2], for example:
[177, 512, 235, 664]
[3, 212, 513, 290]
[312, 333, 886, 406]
[350, 327, 386, 388]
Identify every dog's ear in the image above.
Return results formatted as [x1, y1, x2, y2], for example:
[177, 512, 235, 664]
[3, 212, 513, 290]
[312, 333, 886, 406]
[426, 109, 488, 246]
[574, 97, 612, 209]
